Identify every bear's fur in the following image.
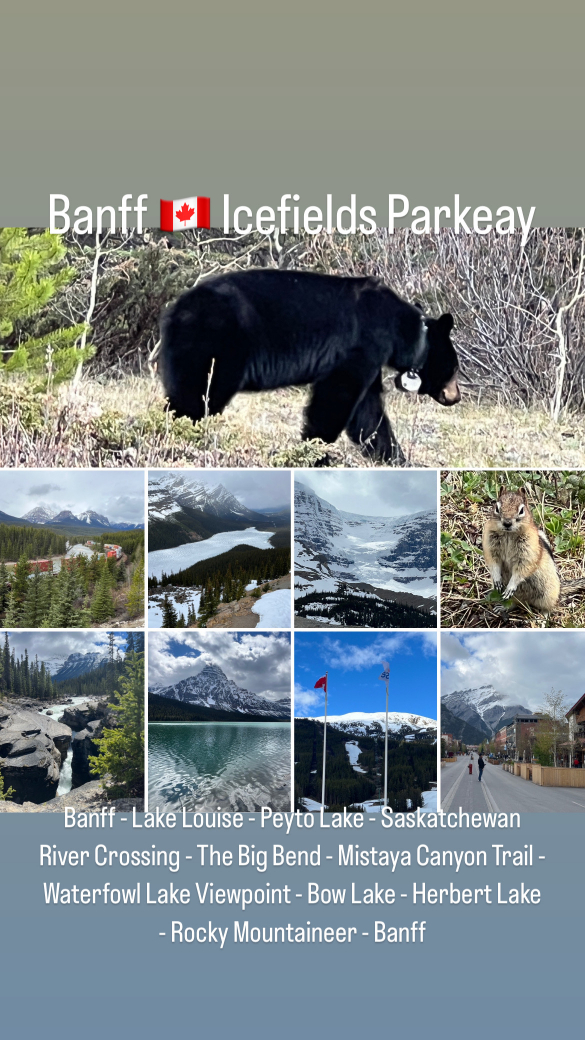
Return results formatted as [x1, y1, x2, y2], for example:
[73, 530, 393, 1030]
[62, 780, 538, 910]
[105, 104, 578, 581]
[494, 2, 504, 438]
[159, 268, 460, 463]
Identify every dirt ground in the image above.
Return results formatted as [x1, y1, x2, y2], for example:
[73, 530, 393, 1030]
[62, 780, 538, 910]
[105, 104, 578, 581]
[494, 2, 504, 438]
[5, 374, 585, 469]
[204, 573, 291, 629]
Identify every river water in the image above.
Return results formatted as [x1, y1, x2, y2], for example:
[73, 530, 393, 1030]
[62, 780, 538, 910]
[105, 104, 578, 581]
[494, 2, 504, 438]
[38, 696, 90, 797]
[148, 722, 291, 812]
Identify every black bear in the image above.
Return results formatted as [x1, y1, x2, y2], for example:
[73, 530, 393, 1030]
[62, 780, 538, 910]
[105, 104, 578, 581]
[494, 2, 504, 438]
[159, 269, 460, 463]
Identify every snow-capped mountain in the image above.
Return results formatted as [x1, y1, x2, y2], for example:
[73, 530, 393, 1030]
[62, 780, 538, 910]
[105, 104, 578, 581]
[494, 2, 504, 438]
[148, 473, 288, 552]
[294, 482, 437, 601]
[19, 506, 143, 530]
[149, 474, 262, 523]
[151, 663, 290, 719]
[301, 710, 437, 737]
[22, 504, 58, 523]
[77, 510, 110, 527]
[47, 650, 109, 682]
[441, 685, 531, 739]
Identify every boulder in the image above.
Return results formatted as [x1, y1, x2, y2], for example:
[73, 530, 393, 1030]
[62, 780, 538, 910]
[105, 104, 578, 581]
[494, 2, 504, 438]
[0, 703, 72, 804]
[60, 700, 109, 730]
[71, 717, 106, 788]
[0, 727, 61, 803]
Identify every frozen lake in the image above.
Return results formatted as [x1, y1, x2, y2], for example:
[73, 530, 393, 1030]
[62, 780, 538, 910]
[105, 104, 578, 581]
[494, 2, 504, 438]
[148, 528, 274, 580]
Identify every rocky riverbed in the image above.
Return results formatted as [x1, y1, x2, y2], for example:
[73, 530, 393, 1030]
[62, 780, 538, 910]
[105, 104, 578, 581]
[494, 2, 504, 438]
[0, 697, 142, 810]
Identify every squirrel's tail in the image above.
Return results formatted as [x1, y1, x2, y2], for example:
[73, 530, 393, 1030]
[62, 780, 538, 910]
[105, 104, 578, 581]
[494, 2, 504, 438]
[560, 577, 585, 599]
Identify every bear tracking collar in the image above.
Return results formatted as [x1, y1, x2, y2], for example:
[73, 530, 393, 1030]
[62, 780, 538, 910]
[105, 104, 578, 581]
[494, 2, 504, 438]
[399, 321, 428, 392]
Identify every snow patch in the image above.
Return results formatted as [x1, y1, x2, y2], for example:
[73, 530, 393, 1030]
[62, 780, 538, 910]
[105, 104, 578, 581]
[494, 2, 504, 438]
[252, 589, 291, 628]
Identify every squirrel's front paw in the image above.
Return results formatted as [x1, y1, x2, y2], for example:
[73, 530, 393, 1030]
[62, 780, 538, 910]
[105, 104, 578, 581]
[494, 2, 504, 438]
[493, 580, 503, 592]
[502, 584, 516, 600]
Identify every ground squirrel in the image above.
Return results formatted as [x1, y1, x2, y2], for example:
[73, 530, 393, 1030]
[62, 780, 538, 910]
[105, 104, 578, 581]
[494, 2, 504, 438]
[482, 490, 564, 612]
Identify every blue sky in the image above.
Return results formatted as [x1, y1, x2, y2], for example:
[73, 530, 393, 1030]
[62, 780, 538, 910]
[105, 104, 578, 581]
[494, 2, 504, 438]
[294, 632, 437, 718]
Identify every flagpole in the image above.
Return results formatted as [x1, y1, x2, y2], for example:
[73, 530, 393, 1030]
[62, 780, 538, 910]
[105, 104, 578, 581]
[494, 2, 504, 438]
[321, 672, 328, 810]
[384, 672, 389, 807]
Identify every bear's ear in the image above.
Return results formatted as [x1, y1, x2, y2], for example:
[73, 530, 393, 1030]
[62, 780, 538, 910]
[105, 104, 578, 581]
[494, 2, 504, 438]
[413, 300, 424, 312]
[438, 312, 454, 333]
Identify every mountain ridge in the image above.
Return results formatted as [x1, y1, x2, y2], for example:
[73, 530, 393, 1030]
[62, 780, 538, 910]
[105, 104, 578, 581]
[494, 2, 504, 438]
[150, 663, 290, 719]
[294, 482, 436, 627]
[149, 474, 289, 552]
[441, 684, 532, 739]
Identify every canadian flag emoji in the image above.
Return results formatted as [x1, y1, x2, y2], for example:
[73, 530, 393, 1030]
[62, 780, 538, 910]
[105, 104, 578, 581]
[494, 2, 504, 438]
[160, 195, 210, 231]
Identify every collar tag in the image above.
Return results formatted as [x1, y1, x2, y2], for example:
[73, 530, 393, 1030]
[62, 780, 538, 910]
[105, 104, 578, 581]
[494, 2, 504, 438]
[401, 370, 422, 393]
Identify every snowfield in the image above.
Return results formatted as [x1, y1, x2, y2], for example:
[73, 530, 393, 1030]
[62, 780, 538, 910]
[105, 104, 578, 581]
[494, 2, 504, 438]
[345, 741, 367, 773]
[148, 589, 201, 628]
[294, 482, 437, 599]
[252, 589, 291, 628]
[302, 710, 437, 734]
[148, 528, 274, 579]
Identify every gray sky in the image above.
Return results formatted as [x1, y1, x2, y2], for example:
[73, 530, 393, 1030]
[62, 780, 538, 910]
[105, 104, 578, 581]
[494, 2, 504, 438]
[148, 630, 291, 702]
[441, 631, 585, 711]
[296, 471, 436, 518]
[152, 471, 290, 510]
[6, 631, 128, 662]
[0, 471, 145, 524]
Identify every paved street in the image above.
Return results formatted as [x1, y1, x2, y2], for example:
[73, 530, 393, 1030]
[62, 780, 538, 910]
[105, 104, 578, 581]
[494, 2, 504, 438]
[441, 756, 585, 813]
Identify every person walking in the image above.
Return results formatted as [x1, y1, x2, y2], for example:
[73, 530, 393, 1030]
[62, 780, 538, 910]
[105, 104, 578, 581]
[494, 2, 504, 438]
[478, 754, 485, 782]
[468, 761, 473, 775]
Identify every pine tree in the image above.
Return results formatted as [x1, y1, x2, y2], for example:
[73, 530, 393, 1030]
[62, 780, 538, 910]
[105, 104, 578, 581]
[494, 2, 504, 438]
[0, 228, 91, 386]
[89, 651, 144, 798]
[162, 595, 178, 628]
[3, 586, 25, 627]
[0, 561, 9, 613]
[91, 570, 116, 622]
[126, 558, 144, 618]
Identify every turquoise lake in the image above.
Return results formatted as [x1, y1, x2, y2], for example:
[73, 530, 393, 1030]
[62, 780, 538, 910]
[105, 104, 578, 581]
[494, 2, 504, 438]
[148, 722, 291, 812]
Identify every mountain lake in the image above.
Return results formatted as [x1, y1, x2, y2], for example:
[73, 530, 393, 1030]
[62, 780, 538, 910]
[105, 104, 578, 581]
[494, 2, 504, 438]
[148, 721, 291, 812]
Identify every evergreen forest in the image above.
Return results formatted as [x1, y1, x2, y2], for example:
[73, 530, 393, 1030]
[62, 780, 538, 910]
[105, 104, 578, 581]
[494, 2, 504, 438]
[149, 544, 290, 628]
[0, 630, 55, 700]
[294, 590, 434, 629]
[0, 528, 144, 628]
[294, 719, 436, 812]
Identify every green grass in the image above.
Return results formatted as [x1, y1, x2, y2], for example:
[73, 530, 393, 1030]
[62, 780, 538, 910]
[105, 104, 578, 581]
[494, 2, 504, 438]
[4, 374, 585, 469]
[441, 470, 585, 628]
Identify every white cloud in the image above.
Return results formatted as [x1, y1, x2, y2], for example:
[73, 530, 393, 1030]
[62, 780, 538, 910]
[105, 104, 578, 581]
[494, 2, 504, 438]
[148, 630, 291, 701]
[441, 630, 585, 710]
[296, 470, 436, 518]
[293, 683, 324, 714]
[6, 631, 127, 660]
[319, 631, 436, 672]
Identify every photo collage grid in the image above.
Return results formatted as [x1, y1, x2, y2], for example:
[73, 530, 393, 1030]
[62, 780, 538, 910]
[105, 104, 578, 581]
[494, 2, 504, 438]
[2, 226, 585, 816]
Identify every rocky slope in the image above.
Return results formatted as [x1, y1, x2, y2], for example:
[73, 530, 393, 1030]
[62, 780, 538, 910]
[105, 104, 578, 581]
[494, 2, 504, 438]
[48, 650, 109, 682]
[148, 473, 288, 552]
[441, 684, 531, 739]
[151, 663, 290, 719]
[294, 482, 436, 625]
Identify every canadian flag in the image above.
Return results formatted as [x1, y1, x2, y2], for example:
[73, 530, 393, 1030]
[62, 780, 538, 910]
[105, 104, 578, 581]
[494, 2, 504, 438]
[160, 195, 210, 231]
[314, 675, 328, 692]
